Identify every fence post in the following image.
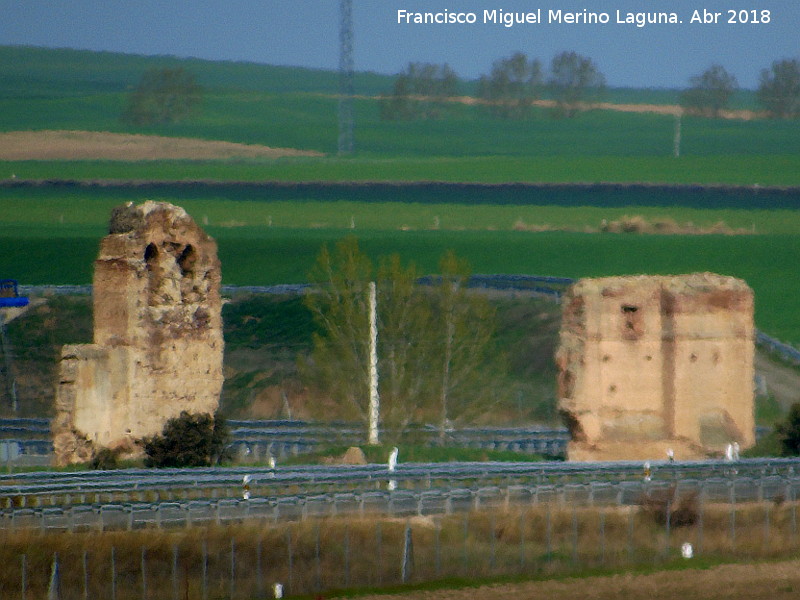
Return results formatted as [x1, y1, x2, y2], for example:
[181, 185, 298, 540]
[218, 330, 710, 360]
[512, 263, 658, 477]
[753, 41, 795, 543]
[230, 537, 236, 600]
[764, 501, 771, 551]
[571, 505, 578, 565]
[489, 511, 497, 572]
[344, 525, 351, 587]
[627, 505, 634, 562]
[21, 553, 27, 600]
[546, 504, 552, 560]
[518, 510, 525, 570]
[201, 540, 208, 600]
[664, 500, 672, 558]
[599, 510, 606, 565]
[315, 524, 322, 592]
[375, 521, 382, 586]
[792, 485, 798, 546]
[111, 547, 116, 600]
[48, 552, 60, 600]
[256, 538, 263, 598]
[462, 513, 469, 574]
[698, 485, 705, 554]
[434, 520, 441, 577]
[729, 483, 737, 549]
[140, 547, 147, 600]
[286, 528, 294, 594]
[82, 550, 88, 600]
[171, 544, 178, 600]
[401, 521, 414, 583]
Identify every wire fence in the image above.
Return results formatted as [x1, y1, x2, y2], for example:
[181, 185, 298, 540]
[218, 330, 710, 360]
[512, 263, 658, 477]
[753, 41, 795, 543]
[2, 475, 799, 599]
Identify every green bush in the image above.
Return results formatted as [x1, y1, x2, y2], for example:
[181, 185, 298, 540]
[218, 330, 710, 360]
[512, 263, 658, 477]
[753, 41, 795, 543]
[775, 402, 800, 456]
[142, 411, 230, 468]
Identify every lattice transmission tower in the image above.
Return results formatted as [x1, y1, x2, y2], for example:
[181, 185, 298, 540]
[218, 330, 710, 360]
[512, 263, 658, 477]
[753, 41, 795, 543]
[338, 0, 355, 155]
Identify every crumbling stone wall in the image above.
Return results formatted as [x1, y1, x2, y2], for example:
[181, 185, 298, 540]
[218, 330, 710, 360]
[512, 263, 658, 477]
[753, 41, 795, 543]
[53, 201, 223, 465]
[556, 273, 754, 462]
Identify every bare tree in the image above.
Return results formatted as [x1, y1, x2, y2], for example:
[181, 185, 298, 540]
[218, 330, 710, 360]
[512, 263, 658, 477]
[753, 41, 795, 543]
[302, 239, 504, 443]
[302, 237, 373, 431]
[431, 251, 503, 439]
[548, 51, 606, 118]
[757, 58, 800, 119]
[379, 62, 460, 120]
[122, 67, 202, 125]
[680, 64, 738, 117]
[478, 52, 543, 119]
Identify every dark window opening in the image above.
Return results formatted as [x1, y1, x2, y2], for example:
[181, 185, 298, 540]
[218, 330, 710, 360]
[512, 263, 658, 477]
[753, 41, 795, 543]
[144, 243, 158, 266]
[177, 245, 196, 277]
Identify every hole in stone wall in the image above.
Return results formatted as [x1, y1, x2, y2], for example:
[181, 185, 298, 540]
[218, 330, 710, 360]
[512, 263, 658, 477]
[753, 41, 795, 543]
[144, 243, 158, 266]
[621, 304, 644, 340]
[177, 245, 196, 277]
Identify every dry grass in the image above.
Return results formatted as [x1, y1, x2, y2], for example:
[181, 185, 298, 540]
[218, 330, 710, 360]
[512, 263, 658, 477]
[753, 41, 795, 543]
[0, 130, 324, 160]
[1, 501, 798, 598]
[599, 214, 751, 235]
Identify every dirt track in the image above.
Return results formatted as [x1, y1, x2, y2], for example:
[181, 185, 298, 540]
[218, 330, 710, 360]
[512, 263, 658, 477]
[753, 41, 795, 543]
[331, 560, 800, 600]
[0, 130, 324, 160]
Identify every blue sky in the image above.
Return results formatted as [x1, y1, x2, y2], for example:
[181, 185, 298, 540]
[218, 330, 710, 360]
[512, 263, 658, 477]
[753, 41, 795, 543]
[0, 1, 797, 89]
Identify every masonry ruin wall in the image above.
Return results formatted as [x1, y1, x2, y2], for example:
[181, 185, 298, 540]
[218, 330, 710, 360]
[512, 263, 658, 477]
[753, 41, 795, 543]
[53, 201, 224, 465]
[556, 273, 754, 462]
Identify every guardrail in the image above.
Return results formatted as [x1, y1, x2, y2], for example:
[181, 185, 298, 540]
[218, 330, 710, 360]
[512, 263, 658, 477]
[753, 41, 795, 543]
[0, 419, 571, 460]
[2, 457, 799, 508]
[1, 473, 797, 532]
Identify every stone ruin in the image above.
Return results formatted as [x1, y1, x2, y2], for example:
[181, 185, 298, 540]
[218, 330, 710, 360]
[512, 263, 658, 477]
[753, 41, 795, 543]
[556, 273, 754, 462]
[53, 201, 224, 465]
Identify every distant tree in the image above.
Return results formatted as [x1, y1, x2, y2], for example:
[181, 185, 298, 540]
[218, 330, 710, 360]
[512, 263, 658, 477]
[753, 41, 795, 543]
[301, 238, 504, 443]
[122, 67, 202, 125]
[379, 62, 459, 120]
[680, 64, 738, 117]
[548, 51, 606, 118]
[302, 237, 435, 441]
[142, 411, 229, 468]
[477, 52, 543, 119]
[430, 251, 504, 438]
[776, 402, 800, 456]
[757, 58, 800, 119]
[302, 237, 375, 434]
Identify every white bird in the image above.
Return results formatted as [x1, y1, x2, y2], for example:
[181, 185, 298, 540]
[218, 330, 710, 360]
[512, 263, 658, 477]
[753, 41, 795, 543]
[388, 447, 399, 472]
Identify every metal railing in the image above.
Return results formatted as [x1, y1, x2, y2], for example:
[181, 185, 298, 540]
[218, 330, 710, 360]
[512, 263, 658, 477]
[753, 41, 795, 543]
[1, 473, 797, 532]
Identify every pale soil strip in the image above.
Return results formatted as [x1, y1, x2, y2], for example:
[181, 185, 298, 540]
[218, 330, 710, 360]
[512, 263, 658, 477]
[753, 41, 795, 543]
[371, 93, 762, 120]
[332, 559, 800, 600]
[0, 130, 324, 160]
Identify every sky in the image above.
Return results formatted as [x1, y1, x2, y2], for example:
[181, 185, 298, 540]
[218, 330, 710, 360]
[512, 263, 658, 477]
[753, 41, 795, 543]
[0, 0, 798, 89]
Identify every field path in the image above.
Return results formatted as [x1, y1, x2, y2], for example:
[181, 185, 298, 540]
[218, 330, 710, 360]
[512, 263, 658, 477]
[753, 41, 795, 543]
[331, 559, 800, 600]
[0, 130, 324, 160]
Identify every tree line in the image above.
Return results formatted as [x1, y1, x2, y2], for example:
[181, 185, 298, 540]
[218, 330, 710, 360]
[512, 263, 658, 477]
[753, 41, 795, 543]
[380, 50, 606, 120]
[379, 52, 800, 120]
[119, 55, 800, 127]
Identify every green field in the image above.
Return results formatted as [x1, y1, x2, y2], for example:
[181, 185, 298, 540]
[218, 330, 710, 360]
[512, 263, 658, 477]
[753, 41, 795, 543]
[3, 216, 799, 344]
[3, 46, 800, 185]
[2, 46, 799, 346]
